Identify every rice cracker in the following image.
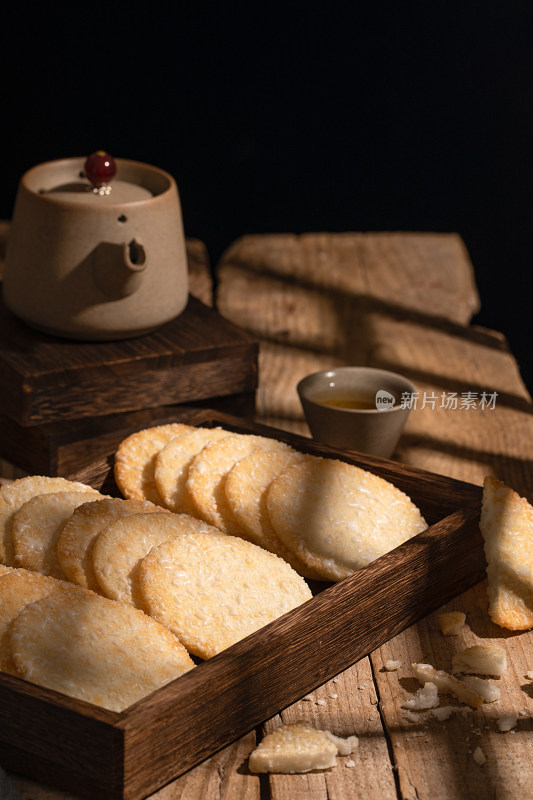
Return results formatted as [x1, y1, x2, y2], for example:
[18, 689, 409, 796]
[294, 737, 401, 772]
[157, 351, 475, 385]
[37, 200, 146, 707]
[0, 476, 99, 567]
[154, 426, 233, 512]
[57, 497, 162, 591]
[137, 531, 312, 659]
[267, 456, 427, 581]
[0, 569, 90, 674]
[9, 591, 195, 711]
[248, 722, 357, 773]
[114, 423, 195, 504]
[92, 511, 220, 606]
[12, 490, 103, 579]
[184, 434, 294, 535]
[479, 475, 533, 630]
[224, 450, 323, 579]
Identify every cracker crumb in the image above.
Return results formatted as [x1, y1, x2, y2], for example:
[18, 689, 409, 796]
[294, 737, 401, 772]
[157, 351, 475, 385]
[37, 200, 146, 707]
[412, 663, 484, 708]
[431, 706, 458, 721]
[329, 693, 338, 699]
[345, 759, 356, 768]
[526, 671, 533, 680]
[438, 611, 466, 636]
[402, 681, 439, 710]
[497, 713, 518, 732]
[473, 746, 486, 765]
[316, 699, 327, 706]
[384, 659, 402, 671]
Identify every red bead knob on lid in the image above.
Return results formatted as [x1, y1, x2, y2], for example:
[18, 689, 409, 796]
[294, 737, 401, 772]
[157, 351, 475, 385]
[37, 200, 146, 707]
[84, 151, 116, 191]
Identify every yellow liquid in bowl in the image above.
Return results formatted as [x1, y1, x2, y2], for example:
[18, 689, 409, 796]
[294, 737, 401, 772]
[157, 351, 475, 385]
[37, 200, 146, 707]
[317, 396, 376, 410]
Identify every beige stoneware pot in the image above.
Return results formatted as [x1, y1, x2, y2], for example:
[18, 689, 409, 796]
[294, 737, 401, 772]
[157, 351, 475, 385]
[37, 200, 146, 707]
[3, 157, 189, 340]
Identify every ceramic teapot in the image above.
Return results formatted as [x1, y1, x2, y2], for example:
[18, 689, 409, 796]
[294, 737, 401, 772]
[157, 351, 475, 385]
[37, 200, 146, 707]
[3, 154, 189, 340]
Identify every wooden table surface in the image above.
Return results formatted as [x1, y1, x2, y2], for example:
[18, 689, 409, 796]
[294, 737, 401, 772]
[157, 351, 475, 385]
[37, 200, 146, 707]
[3, 231, 533, 800]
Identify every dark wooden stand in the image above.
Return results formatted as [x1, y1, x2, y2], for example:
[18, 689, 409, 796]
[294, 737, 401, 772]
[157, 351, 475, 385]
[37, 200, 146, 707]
[0, 292, 258, 476]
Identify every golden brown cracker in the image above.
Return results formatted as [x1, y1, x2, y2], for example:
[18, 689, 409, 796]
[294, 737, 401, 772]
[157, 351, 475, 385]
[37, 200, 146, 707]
[0, 476, 99, 566]
[480, 475, 533, 630]
[267, 455, 427, 581]
[224, 450, 322, 579]
[154, 426, 233, 512]
[12, 490, 102, 578]
[137, 531, 312, 659]
[114, 423, 195, 504]
[184, 434, 294, 534]
[57, 497, 161, 591]
[92, 511, 219, 606]
[0, 569, 88, 674]
[10, 591, 195, 711]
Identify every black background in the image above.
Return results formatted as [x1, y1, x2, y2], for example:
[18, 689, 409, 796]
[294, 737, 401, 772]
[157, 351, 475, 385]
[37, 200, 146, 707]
[2, 3, 532, 392]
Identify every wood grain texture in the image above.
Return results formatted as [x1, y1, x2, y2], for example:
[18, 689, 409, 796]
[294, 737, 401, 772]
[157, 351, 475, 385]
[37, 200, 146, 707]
[185, 237, 214, 307]
[0, 293, 257, 425]
[265, 659, 397, 800]
[0, 390, 256, 476]
[217, 232, 480, 325]
[0, 411, 484, 800]
[372, 580, 533, 800]
[214, 231, 533, 800]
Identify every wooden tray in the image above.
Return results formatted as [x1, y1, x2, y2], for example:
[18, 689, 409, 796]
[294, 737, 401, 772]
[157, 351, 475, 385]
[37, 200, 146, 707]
[0, 410, 485, 800]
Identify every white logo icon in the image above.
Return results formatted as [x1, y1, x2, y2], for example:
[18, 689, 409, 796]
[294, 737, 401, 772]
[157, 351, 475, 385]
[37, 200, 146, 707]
[375, 389, 396, 411]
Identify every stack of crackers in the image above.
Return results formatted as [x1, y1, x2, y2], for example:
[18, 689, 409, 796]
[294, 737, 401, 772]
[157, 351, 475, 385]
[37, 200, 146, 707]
[0, 422, 430, 711]
[0, 421, 531, 713]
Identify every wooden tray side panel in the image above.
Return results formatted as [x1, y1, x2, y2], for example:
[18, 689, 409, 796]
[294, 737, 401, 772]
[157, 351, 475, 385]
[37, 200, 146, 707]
[0, 675, 124, 799]
[119, 506, 485, 800]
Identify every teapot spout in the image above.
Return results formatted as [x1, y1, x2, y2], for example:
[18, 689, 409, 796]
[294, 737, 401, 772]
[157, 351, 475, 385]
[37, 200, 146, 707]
[93, 239, 147, 298]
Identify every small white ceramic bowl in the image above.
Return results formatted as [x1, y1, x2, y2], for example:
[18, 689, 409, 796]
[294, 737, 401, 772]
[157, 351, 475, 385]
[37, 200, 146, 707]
[297, 366, 416, 458]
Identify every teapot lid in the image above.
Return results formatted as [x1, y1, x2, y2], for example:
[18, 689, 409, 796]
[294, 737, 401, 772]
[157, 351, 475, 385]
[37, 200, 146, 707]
[41, 151, 153, 204]
[23, 153, 175, 206]
[46, 179, 153, 205]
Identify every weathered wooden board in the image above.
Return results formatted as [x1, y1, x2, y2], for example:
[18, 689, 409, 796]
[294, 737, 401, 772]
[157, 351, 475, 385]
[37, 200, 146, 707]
[372, 579, 533, 800]
[217, 232, 480, 325]
[215, 231, 533, 800]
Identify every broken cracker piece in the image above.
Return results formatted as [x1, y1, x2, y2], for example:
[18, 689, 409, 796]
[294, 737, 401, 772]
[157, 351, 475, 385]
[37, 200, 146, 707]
[438, 611, 466, 636]
[412, 663, 484, 709]
[463, 676, 501, 704]
[451, 644, 506, 677]
[248, 722, 357, 774]
[479, 476, 533, 631]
